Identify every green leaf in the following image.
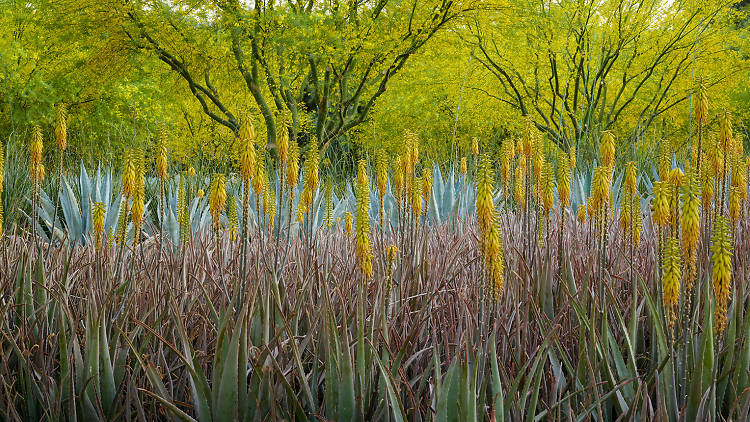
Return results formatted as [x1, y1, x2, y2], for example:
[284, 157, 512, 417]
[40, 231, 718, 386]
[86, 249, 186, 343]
[490, 336, 504, 422]
[373, 346, 408, 422]
[98, 316, 117, 416]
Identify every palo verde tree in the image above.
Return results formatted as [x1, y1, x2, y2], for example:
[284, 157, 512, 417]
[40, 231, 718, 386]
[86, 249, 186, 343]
[114, 0, 470, 153]
[466, 0, 748, 158]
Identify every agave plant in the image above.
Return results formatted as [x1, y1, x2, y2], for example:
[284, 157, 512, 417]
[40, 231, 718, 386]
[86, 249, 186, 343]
[35, 163, 123, 245]
[149, 176, 211, 245]
[426, 163, 478, 223]
[33, 159, 656, 243]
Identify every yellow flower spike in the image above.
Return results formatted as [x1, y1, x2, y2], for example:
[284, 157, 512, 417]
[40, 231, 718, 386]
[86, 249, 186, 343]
[239, 119, 256, 145]
[592, 167, 610, 211]
[92, 202, 106, 245]
[287, 140, 299, 189]
[33, 164, 46, 182]
[357, 161, 367, 190]
[557, 154, 571, 210]
[577, 204, 586, 224]
[344, 211, 353, 235]
[228, 195, 238, 241]
[719, 111, 733, 155]
[209, 174, 227, 231]
[514, 166, 525, 208]
[29, 125, 44, 184]
[476, 152, 504, 298]
[188, 166, 196, 178]
[517, 153, 526, 174]
[476, 153, 495, 237]
[278, 118, 289, 165]
[662, 236, 682, 326]
[394, 155, 404, 200]
[122, 150, 137, 198]
[729, 186, 740, 224]
[197, 189, 205, 199]
[652, 182, 670, 228]
[177, 174, 190, 244]
[296, 204, 305, 223]
[484, 215, 505, 298]
[253, 148, 266, 203]
[533, 147, 544, 185]
[399, 151, 409, 180]
[695, 83, 709, 128]
[55, 104, 67, 152]
[300, 147, 319, 210]
[707, 135, 723, 178]
[681, 171, 700, 290]
[711, 216, 733, 334]
[323, 179, 334, 229]
[732, 157, 747, 205]
[239, 137, 256, 184]
[625, 161, 637, 197]
[262, 176, 271, 218]
[460, 156, 467, 175]
[30, 125, 43, 167]
[385, 244, 400, 262]
[354, 160, 373, 279]
[669, 167, 683, 188]
[471, 137, 479, 156]
[601, 131, 616, 171]
[412, 177, 423, 217]
[421, 167, 432, 213]
[156, 127, 168, 181]
[131, 152, 146, 238]
[659, 143, 671, 182]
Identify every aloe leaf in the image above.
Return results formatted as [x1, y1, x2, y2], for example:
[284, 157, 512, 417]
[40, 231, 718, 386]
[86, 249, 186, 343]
[214, 312, 243, 422]
[338, 328, 357, 422]
[139, 389, 199, 422]
[373, 347, 407, 422]
[98, 316, 117, 416]
[688, 281, 715, 420]
[119, 327, 187, 420]
[490, 337, 504, 422]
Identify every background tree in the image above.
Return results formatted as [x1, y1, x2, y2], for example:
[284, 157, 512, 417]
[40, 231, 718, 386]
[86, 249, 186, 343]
[465, 0, 748, 160]
[114, 0, 471, 156]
